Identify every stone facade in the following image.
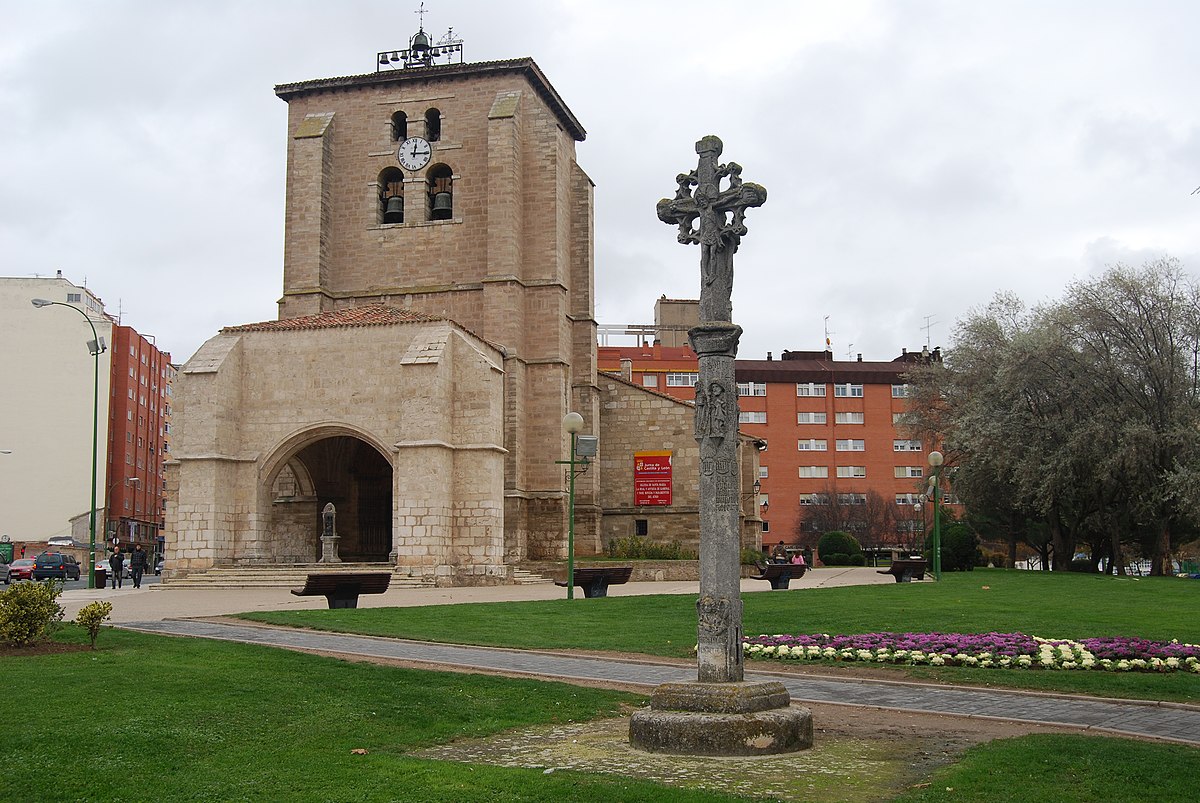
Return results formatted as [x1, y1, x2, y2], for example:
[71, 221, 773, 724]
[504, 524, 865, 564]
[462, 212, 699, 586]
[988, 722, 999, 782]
[597, 374, 763, 555]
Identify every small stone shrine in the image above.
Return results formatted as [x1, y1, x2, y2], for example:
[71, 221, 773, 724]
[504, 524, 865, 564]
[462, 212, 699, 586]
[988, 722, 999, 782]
[629, 135, 813, 755]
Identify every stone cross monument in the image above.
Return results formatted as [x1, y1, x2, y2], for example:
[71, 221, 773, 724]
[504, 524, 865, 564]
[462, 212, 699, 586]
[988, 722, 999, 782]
[657, 134, 766, 683]
[630, 135, 811, 756]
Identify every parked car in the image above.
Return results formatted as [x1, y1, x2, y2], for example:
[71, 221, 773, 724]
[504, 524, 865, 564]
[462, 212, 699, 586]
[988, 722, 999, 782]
[32, 552, 81, 581]
[154, 557, 164, 575]
[7, 558, 38, 582]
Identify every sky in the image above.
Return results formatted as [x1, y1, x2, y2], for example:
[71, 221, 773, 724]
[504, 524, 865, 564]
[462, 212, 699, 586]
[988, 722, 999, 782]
[2, 0, 1197, 364]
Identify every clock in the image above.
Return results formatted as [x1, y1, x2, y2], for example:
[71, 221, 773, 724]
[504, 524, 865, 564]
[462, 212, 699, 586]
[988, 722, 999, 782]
[398, 136, 432, 171]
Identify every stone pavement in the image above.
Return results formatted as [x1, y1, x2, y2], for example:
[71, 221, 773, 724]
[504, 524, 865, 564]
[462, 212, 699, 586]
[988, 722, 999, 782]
[57, 568, 1199, 746]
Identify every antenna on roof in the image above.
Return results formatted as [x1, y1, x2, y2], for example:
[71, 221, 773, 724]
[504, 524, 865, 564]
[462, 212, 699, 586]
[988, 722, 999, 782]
[923, 314, 938, 348]
[823, 315, 834, 352]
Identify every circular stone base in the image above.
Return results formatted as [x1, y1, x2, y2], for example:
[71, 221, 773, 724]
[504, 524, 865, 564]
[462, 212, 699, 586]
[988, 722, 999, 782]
[629, 706, 814, 756]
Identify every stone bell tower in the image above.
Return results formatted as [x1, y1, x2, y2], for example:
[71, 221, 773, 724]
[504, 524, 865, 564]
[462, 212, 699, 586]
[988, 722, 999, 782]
[272, 23, 600, 562]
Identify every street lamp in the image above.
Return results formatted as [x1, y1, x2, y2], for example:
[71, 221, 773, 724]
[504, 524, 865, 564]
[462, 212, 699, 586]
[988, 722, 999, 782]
[32, 298, 106, 589]
[556, 411, 591, 600]
[927, 450, 944, 580]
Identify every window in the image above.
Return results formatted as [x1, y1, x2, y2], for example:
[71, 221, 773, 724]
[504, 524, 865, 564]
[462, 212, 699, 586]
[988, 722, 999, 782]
[837, 466, 867, 478]
[666, 372, 699, 387]
[797, 439, 827, 451]
[66, 293, 82, 303]
[427, 163, 453, 220]
[796, 382, 826, 397]
[893, 439, 923, 452]
[391, 111, 408, 141]
[892, 384, 911, 398]
[737, 382, 766, 396]
[796, 412, 827, 424]
[834, 383, 864, 397]
[759, 493, 769, 508]
[758, 466, 769, 479]
[425, 108, 441, 142]
[634, 519, 648, 536]
[799, 493, 829, 505]
[739, 411, 767, 424]
[837, 493, 867, 505]
[892, 412, 907, 424]
[761, 520, 770, 533]
[835, 411, 864, 424]
[642, 374, 658, 388]
[896, 493, 921, 505]
[379, 167, 404, 224]
[835, 439, 865, 451]
[798, 465, 828, 478]
[894, 466, 924, 478]
[128, 388, 133, 399]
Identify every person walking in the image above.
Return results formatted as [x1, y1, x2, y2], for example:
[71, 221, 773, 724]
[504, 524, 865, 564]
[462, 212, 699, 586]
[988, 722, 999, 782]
[130, 544, 147, 589]
[108, 547, 125, 589]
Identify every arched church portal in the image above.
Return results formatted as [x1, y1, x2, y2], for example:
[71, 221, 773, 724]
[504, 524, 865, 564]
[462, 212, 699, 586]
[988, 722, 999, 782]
[269, 435, 393, 562]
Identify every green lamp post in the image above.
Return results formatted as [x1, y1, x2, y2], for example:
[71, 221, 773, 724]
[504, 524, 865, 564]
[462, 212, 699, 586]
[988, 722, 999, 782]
[927, 450, 944, 581]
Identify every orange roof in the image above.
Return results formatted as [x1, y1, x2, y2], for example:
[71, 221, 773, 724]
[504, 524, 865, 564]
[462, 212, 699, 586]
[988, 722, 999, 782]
[222, 304, 445, 334]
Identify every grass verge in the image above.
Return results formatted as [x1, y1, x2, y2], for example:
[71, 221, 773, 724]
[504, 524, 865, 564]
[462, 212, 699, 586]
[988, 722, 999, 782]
[3, 627, 756, 802]
[238, 569, 1200, 703]
[891, 734, 1200, 802]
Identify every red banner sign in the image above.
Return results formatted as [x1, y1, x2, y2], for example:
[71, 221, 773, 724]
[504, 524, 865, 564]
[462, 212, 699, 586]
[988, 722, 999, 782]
[634, 451, 673, 506]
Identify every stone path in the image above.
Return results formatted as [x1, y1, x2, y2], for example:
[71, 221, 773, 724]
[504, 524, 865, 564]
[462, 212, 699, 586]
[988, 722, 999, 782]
[121, 618, 1200, 746]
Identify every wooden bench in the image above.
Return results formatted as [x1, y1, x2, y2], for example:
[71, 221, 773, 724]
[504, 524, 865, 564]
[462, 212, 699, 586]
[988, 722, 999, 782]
[554, 566, 633, 598]
[291, 572, 392, 608]
[750, 562, 806, 590]
[878, 559, 927, 583]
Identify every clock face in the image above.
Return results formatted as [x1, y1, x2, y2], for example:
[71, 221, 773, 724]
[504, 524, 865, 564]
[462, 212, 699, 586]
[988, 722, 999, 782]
[398, 137, 432, 171]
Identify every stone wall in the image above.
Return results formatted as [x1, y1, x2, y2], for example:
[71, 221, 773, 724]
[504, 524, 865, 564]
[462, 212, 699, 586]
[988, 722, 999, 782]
[597, 374, 762, 555]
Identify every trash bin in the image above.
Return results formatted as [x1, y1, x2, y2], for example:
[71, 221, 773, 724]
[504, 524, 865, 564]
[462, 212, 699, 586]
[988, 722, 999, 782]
[94, 568, 108, 587]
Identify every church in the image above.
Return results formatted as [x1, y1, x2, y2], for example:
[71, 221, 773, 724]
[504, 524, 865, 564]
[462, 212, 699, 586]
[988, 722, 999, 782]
[165, 26, 763, 585]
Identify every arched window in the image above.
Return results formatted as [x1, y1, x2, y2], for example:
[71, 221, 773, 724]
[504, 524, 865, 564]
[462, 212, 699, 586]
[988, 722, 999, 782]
[391, 111, 407, 142]
[379, 167, 404, 224]
[425, 108, 441, 142]
[427, 164, 453, 221]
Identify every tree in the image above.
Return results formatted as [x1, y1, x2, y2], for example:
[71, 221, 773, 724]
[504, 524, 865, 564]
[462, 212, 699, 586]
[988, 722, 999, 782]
[906, 258, 1200, 573]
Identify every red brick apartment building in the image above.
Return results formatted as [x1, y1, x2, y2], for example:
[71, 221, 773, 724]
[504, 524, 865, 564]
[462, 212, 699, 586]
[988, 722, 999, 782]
[107, 325, 174, 560]
[599, 343, 956, 549]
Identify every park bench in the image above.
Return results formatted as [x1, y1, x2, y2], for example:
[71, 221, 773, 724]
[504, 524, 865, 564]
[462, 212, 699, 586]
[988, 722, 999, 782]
[877, 559, 927, 583]
[750, 562, 805, 590]
[554, 566, 633, 598]
[291, 572, 391, 608]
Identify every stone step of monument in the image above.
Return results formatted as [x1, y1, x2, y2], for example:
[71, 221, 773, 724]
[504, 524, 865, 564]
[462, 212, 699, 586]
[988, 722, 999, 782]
[511, 568, 554, 585]
[162, 564, 435, 590]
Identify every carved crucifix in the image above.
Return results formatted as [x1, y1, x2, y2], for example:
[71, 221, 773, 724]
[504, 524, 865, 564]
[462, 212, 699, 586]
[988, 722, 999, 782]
[656, 135, 767, 324]
[658, 135, 767, 684]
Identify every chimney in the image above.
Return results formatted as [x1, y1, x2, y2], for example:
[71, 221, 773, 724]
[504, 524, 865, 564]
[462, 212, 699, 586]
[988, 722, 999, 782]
[857, 353, 863, 362]
[620, 358, 633, 381]
[56, 270, 63, 279]
[766, 351, 772, 361]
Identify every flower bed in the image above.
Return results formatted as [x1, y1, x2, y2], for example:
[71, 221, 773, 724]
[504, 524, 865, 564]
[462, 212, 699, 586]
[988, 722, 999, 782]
[742, 631, 1200, 673]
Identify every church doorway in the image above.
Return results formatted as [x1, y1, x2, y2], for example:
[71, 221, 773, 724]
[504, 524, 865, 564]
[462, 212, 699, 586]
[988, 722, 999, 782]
[269, 434, 393, 563]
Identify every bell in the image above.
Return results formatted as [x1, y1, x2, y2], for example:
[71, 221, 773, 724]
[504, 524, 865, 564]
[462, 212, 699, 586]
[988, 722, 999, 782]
[430, 192, 452, 219]
[411, 31, 431, 52]
[383, 196, 404, 223]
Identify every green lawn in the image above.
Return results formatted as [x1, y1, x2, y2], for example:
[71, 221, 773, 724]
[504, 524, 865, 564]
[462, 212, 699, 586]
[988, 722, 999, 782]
[892, 734, 1200, 802]
[3, 628, 751, 802]
[240, 569, 1200, 702]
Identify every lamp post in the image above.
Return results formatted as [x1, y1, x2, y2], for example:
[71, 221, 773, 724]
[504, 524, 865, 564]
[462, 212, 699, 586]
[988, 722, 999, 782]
[32, 298, 106, 590]
[559, 412, 585, 599]
[927, 450, 944, 580]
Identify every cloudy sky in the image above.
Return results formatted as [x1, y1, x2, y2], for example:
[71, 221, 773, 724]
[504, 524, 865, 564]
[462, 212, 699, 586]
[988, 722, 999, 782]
[3, 0, 1197, 363]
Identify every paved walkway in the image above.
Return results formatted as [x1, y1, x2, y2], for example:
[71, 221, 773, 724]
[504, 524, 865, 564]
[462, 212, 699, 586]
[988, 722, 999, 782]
[120, 617, 1200, 747]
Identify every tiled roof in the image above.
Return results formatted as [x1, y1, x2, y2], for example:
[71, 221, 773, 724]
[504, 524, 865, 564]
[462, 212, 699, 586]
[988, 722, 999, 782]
[221, 304, 445, 334]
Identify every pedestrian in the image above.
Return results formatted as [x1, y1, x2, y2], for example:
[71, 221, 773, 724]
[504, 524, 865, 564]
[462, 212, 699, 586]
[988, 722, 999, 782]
[130, 544, 147, 589]
[770, 540, 787, 563]
[790, 551, 806, 567]
[109, 547, 125, 589]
